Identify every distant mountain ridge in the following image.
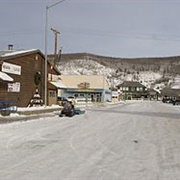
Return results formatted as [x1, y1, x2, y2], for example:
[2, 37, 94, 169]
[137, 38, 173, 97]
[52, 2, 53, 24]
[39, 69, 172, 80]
[56, 53, 180, 90]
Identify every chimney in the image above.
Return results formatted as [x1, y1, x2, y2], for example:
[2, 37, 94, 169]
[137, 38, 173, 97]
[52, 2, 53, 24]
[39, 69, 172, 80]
[8, 44, 13, 51]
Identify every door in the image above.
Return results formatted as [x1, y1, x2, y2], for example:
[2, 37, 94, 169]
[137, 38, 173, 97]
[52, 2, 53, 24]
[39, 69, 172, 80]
[48, 90, 57, 106]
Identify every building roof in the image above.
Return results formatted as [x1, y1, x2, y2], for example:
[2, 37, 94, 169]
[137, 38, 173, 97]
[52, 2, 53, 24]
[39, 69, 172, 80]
[0, 49, 44, 60]
[1, 49, 37, 57]
[0, 49, 60, 76]
[0, 50, 13, 56]
[49, 81, 66, 89]
[117, 81, 146, 88]
[60, 75, 109, 89]
[160, 88, 180, 97]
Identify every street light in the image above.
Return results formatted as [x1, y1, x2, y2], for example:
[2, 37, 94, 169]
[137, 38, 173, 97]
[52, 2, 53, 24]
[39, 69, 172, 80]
[44, 0, 66, 106]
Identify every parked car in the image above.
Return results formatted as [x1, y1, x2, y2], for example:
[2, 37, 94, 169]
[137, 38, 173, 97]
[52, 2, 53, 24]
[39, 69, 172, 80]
[162, 97, 173, 104]
[67, 96, 92, 105]
[67, 96, 75, 102]
[74, 107, 85, 115]
[0, 100, 17, 116]
[172, 98, 180, 105]
[75, 97, 91, 104]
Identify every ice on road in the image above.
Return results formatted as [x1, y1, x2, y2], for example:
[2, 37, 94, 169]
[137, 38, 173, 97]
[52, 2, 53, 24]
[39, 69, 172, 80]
[0, 101, 180, 180]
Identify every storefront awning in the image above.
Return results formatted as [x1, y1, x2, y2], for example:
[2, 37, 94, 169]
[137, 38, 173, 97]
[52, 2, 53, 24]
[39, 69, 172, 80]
[50, 81, 66, 89]
[0, 71, 14, 82]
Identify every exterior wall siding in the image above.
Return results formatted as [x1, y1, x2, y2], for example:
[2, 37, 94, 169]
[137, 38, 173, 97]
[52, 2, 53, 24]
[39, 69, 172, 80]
[0, 52, 46, 107]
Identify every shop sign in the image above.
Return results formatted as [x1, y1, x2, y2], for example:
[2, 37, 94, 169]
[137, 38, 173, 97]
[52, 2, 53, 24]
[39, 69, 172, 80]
[2, 62, 21, 75]
[8, 82, 20, 92]
[77, 82, 90, 89]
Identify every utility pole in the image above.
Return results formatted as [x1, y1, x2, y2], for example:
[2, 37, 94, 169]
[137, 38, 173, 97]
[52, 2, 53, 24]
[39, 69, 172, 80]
[57, 46, 63, 66]
[44, 0, 66, 107]
[51, 28, 60, 56]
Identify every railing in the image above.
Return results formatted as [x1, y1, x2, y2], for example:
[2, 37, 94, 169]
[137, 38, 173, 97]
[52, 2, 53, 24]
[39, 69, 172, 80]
[0, 100, 17, 116]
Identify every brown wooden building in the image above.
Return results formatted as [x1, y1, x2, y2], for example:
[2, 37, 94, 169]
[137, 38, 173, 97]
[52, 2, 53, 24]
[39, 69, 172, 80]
[0, 49, 61, 107]
[117, 81, 148, 100]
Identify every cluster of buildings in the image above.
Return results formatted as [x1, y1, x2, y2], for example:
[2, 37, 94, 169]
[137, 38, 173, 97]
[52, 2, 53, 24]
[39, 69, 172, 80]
[0, 46, 179, 108]
[0, 47, 111, 107]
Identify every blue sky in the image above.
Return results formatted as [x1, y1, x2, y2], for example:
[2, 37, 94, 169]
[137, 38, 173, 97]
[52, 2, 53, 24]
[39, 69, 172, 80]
[1, 0, 180, 58]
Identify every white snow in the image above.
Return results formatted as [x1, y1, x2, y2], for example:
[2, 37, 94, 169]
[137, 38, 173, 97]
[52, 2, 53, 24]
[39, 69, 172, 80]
[138, 71, 162, 87]
[58, 59, 114, 76]
[58, 58, 173, 89]
[0, 101, 180, 180]
[1, 49, 37, 57]
[0, 105, 60, 118]
[17, 104, 60, 112]
[172, 76, 180, 89]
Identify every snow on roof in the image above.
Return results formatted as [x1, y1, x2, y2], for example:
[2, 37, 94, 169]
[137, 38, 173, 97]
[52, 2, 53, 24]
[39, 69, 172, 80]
[171, 76, 180, 89]
[50, 81, 67, 89]
[1, 49, 38, 57]
[154, 89, 161, 94]
[172, 85, 180, 89]
[117, 81, 146, 88]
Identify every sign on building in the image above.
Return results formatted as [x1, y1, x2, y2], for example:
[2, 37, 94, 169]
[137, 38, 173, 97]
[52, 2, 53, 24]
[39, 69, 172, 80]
[77, 82, 90, 89]
[2, 62, 21, 75]
[8, 82, 20, 92]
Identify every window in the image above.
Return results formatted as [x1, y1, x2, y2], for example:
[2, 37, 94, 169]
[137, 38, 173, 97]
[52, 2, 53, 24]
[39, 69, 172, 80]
[131, 87, 135, 91]
[80, 94, 84, 97]
[74, 94, 78, 98]
[49, 91, 55, 97]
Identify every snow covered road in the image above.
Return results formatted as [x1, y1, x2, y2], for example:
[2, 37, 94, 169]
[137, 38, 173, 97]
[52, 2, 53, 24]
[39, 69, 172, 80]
[0, 101, 180, 180]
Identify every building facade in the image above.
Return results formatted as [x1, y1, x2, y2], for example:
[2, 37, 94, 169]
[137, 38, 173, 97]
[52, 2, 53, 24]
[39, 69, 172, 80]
[160, 88, 180, 102]
[0, 49, 61, 107]
[117, 81, 148, 100]
[59, 75, 112, 103]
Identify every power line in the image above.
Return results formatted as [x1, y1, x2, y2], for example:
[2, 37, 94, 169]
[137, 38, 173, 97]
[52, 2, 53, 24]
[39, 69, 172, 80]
[0, 30, 44, 37]
[1, 26, 180, 43]
[60, 26, 180, 42]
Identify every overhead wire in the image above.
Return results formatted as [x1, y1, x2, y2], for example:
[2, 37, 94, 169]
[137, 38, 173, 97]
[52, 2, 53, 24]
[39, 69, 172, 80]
[0, 26, 180, 41]
[59, 26, 180, 42]
[1, 27, 180, 42]
[0, 30, 44, 37]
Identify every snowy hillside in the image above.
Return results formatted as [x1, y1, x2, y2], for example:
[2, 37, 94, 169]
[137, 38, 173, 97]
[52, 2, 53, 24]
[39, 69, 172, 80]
[171, 76, 180, 89]
[56, 53, 180, 90]
[58, 59, 115, 76]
